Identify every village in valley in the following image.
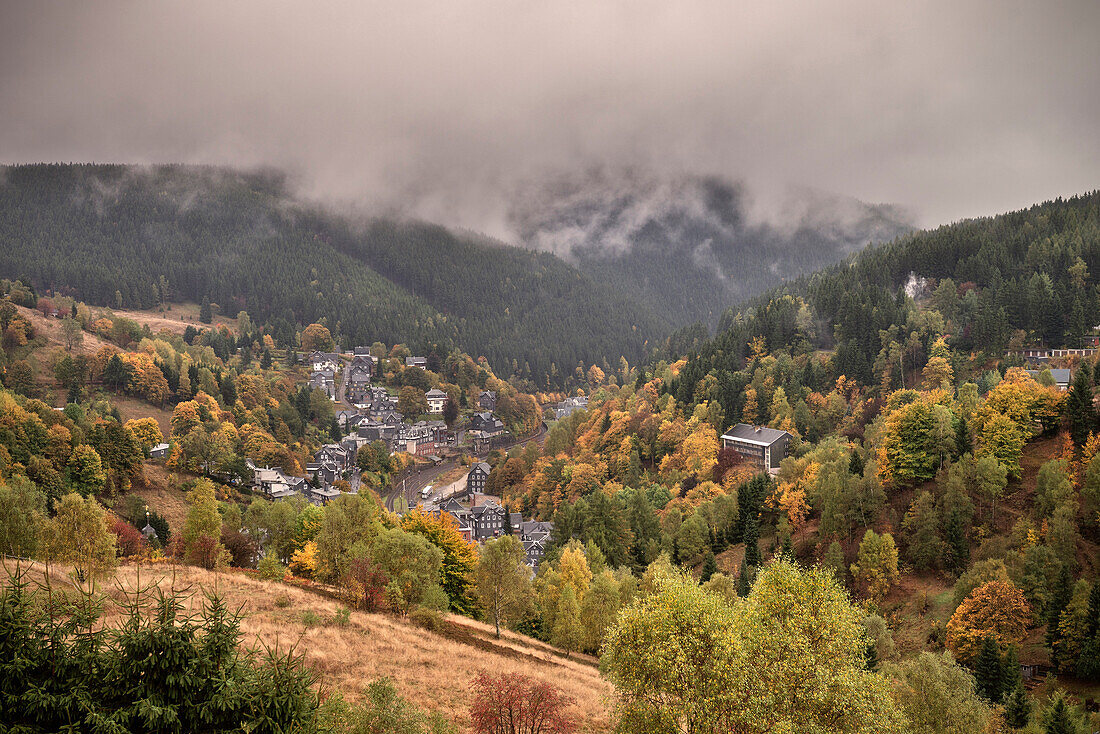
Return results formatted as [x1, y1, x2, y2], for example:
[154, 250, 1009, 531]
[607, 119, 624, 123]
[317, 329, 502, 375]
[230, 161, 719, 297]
[241, 344, 597, 568]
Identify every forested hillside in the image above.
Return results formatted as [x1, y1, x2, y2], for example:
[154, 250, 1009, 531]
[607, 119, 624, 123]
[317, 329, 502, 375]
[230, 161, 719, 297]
[671, 190, 1100, 410]
[0, 164, 665, 385]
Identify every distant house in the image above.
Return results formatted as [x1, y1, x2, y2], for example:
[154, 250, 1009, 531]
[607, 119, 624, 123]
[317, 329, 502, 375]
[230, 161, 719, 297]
[519, 520, 554, 567]
[1026, 368, 1072, 391]
[309, 369, 336, 400]
[468, 412, 504, 437]
[345, 359, 374, 404]
[553, 395, 589, 419]
[466, 462, 491, 495]
[425, 388, 448, 414]
[307, 351, 340, 373]
[305, 484, 342, 506]
[251, 464, 307, 500]
[398, 424, 436, 456]
[720, 424, 792, 474]
[405, 356, 427, 369]
[478, 390, 497, 411]
[149, 442, 171, 459]
[436, 499, 475, 543]
[469, 501, 509, 541]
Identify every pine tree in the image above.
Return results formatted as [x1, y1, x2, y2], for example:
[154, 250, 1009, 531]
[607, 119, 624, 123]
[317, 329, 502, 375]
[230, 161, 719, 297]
[1003, 684, 1031, 729]
[781, 533, 794, 561]
[200, 295, 212, 323]
[736, 563, 753, 597]
[955, 416, 972, 457]
[260, 348, 273, 369]
[848, 449, 864, 477]
[1001, 644, 1022, 694]
[700, 551, 717, 582]
[1076, 635, 1100, 679]
[1067, 366, 1095, 449]
[943, 504, 969, 573]
[1047, 566, 1073, 668]
[743, 510, 761, 568]
[864, 640, 878, 671]
[974, 635, 1003, 702]
[1043, 696, 1073, 734]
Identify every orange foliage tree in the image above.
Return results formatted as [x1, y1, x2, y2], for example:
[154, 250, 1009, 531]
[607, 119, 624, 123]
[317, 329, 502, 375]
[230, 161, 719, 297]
[946, 580, 1031, 660]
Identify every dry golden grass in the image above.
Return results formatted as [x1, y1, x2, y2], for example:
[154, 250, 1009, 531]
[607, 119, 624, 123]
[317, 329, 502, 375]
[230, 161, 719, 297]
[111, 302, 240, 336]
[3, 562, 616, 733]
[130, 463, 191, 533]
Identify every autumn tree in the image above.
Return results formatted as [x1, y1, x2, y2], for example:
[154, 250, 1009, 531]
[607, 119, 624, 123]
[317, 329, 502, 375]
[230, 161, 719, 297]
[182, 478, 227, 569]
[902, 491, 943, 571]
[0, 477, 45, 557]
[398, 386, 428, 420]
[884, 652, 992, 734]
[60, 316, 83, 351]
[403, 509, 478, 615]
[39, 493, 117, 582]
[300, 323, 334, 352]
[878, 397, 955, 486]
[850, 529, 899, 601]
[475, 535, 533, 638]
[67, 444, 106, 497]
[370, 528, 445, 615]
[469, 672, 577, 734]
[124, 417, 163, 451]
[603, 560, 904, 733]
[947, 580, 1031, 661]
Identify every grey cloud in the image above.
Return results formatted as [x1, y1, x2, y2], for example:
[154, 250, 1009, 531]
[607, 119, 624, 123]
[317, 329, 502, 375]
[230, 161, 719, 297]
[0, 0, 1097, 238]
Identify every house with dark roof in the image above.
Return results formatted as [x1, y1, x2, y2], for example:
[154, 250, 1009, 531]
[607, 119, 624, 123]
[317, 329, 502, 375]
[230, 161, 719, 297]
[305, 484, 342, 506]
[307, 351, 340, 373]
[478, 390, 497, 411]
[405, 356, 427, 369]
[149, 442, 171, 459]
[309, 369, 336, 400]
[345, 357, 375, 404]
[1026, 368, 1072, 391]
[468, 412, 504, 437]
[466, 462, 491, 495]
[720, 423, 792, 474]
[469, 500, 509, 541]
[425, 388, 448, 414]
[250, 463, 307, 500]
[552, 395, 589, 419]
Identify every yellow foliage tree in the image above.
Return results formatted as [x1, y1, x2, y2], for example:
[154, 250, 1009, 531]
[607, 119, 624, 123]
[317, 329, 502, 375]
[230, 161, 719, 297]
[289, 540, 319, 578]
[124, 417, 163, 451]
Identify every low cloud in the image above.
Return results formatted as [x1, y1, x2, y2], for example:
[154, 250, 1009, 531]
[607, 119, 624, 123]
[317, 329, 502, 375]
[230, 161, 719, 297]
[0, 0, 1096, 239]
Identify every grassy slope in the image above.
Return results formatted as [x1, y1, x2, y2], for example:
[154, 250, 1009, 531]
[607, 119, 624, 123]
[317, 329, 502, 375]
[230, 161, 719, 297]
[5, 562, 615, 733]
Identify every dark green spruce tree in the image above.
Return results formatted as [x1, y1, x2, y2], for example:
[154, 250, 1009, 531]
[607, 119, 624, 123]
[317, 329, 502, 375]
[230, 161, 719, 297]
[974, 635, 1004, 703]
[1066, 363, 1095, 449]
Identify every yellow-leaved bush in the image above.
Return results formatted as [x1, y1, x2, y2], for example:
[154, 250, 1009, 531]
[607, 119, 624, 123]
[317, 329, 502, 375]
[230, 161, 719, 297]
[602, 558, 906, 734]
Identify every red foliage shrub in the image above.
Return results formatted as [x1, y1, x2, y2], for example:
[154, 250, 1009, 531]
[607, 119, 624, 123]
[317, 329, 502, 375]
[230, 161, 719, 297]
[470, 671, 577, 734]
[221, 528, 257, 568]
[341, 558, 389, 611]
[110, 518, 148, 558]
[184, 533, 220, 569]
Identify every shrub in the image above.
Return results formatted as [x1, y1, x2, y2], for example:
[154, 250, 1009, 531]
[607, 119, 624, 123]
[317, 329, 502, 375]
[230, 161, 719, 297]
[469, 671, 577, 734]
[258, 554, 286, 580]
[409, 606, 444, 633]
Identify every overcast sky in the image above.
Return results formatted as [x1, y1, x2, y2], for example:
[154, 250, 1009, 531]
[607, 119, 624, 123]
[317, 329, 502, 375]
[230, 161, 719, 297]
[1, 0, 1097, 235]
